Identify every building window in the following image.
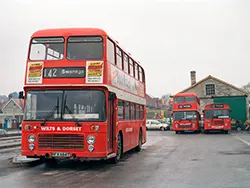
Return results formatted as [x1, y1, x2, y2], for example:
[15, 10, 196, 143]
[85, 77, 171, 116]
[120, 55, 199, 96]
[205, 84, 215, 95]
[118, 100, 124, 120]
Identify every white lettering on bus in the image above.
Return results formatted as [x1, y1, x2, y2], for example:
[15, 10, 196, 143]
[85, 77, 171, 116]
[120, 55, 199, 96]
[40, 126, 82, 131]
[41, 127, 55, 131]
[62, 127, 82, 131]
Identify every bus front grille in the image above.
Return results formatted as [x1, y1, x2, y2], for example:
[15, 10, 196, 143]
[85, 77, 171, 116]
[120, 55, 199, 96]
[179, 124, 191, 128]
[214, 120, 224, 126]
[38, 134, 84, 149]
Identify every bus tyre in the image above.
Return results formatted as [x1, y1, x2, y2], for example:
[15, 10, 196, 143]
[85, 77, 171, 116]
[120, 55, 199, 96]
[175, 131, 179, 134]
[135, 130, 142, 152]
[110, 133, 123, 164]
[224, 130, 229, 134]
[44, 158, 57, 167]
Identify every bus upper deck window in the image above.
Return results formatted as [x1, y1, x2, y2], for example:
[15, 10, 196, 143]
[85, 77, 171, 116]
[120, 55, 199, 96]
[67, 36, 103, 60]
[29, 37, 64, 60]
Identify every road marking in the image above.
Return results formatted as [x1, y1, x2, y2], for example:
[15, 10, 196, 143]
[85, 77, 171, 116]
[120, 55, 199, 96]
[235, 136, 250, 146]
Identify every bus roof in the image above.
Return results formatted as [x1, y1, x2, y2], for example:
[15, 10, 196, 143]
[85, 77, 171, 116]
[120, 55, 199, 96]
[31, 28, 108, 38]
[174, 93, 198, 97]
[31, 28, 141, 66]
[204, 103, 230, 110]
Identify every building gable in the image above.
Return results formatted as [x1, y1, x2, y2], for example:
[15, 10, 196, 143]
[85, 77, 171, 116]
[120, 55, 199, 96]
[1, 98, 24, 114]
[180, 75, 248, 98]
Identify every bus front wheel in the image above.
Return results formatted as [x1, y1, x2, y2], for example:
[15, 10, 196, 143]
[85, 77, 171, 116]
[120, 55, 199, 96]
[135, 130, 142, 152]
[110, 133, 123, 164]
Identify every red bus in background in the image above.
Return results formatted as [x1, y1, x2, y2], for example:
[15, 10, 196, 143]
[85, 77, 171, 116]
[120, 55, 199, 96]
[172, 93, 201, 134]
[19, 28, 146, 163]
[203, 104, 231, 134]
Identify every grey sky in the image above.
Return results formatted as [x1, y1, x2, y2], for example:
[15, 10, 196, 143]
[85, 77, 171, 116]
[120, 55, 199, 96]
[1, 0, 250, 97]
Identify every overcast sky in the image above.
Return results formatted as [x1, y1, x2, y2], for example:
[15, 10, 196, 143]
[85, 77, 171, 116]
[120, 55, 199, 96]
[1, 0, 250, 97]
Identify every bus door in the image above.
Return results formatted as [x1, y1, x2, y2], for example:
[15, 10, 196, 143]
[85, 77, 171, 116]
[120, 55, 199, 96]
[107, 93, 115, 153]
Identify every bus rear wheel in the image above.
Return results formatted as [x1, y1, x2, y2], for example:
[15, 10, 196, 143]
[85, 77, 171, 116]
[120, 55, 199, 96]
[110, 133, 123, 164]
[135, 130, 142, 152]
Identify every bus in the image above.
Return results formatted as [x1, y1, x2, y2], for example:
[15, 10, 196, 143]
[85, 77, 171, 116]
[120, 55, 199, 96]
[203, 103, 231, 134]
[19, 28, 146, 163]
[172, 93, 201, 134]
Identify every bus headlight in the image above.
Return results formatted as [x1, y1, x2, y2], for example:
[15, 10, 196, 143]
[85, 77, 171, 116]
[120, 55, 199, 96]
[88, 145, 94, 152]
[87, 135, 96, 145]
[29, 143, 35, 151]
[28, 134, 36, 143]
[24, 124, 32, 130]
[176, 124, 179, 128]
[91, 125, 100, 131]
[208, 123, 211, 127]
[225, 123, 228, 126]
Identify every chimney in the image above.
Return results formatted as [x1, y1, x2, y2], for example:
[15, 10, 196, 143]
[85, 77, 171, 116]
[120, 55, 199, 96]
[190, 71, 196, 85]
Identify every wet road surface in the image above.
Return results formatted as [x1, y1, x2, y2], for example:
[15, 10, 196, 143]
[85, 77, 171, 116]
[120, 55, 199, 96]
[1, 131, 250, 188]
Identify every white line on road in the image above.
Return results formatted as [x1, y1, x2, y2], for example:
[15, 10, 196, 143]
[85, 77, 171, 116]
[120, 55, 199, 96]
[235, 136, 250, 146]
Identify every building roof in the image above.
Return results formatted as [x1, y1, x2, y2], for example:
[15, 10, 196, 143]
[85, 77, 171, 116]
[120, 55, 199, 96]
[179, 75, 249, 95]
[1, 98, 25, 111]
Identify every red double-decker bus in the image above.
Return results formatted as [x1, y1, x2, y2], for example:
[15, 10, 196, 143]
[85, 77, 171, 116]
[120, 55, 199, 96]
[203, 103, 231, 134]
[172, 93, 201, 134]
[19, 28, 146, 163]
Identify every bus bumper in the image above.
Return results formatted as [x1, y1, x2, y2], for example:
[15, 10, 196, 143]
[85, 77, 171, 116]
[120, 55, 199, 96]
[22, 149, 110, 160]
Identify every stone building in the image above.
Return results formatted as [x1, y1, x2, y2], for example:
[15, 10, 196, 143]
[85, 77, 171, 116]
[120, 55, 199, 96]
[178, 71, 249, 123]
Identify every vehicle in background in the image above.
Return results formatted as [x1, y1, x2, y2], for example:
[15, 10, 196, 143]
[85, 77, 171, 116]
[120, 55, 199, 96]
[20, 28, 146, 164]
[146, 119, 170, 131]
[203, 103, 231, 134]
[172, 93, 201, 134]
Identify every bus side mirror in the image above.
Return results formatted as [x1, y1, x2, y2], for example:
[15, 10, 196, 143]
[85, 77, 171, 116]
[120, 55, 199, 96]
[108, 93, 115, 101]
[19, 91, 24, 99]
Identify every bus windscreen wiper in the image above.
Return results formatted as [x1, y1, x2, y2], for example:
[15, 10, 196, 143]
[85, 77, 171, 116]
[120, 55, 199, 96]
[64, 105, 82, 127]
[41, 97, 60, 126]
[63, 95, 82, 126]
[41, 105, 59, 126]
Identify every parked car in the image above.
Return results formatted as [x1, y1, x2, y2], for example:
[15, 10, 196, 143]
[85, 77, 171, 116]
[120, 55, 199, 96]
[146, 119, 170, 131]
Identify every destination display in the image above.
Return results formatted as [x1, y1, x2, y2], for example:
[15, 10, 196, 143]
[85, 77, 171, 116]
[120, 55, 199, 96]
[210, 104, 224, 108]
[178, 104, 192, 109]
[43, 67, 85, 78]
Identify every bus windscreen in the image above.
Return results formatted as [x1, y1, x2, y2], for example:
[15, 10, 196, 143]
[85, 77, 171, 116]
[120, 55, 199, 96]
[204, 110, 230, 119]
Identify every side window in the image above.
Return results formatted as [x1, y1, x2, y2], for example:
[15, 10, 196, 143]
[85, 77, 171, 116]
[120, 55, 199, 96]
[134, 63, 138, 80]
[136, 104, 140, 120]
[107, 39, 115, 65]
[125, 102, 130, 120]
[118, 100, 124, 120]
[131, 103, 135, 120]
[139, 67, 144, 82]
[123, 53, 129, 74]
[139, 105, 144, 120]
[129, 58, 134, 77]
[116, 47, 123, 69]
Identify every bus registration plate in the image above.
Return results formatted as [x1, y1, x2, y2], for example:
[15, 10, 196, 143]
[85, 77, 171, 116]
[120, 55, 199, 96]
[52, 152, 70, 157]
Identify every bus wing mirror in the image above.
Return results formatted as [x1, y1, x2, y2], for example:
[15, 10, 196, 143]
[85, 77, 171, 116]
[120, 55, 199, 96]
[19, 91, 24, 99]
[108, 93, 115, 101]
